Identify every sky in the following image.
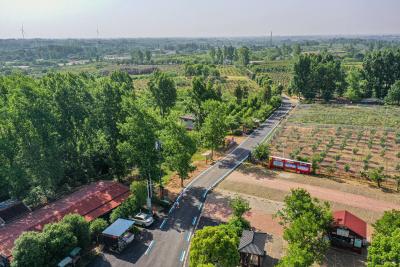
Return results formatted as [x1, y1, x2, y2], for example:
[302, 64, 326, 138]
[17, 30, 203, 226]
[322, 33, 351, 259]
[0, 0, 399, 39]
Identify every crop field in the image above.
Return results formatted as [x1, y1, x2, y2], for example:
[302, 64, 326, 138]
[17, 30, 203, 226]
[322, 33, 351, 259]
[269, 104, 400, 187]
[251, 60, 293, 88]
[217, 65, 246, 77]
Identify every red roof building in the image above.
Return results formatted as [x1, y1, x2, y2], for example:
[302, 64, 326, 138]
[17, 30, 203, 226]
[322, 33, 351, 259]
[329, 210, 367, 253]
[0, 181, 129, 259]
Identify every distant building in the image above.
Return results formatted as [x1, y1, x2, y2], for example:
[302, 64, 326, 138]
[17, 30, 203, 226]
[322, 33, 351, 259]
[0, 181, 129, 260]
[329, 210, 367, 253]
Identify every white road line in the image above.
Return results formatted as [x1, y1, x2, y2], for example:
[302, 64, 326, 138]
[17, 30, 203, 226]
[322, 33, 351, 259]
[160, 218, 167, 229]
[192, 216, 197, 226]
[186, 231, 192, 242]
[179, 250, 186, 262]
[202, 189, 207, 199]
[145, 240, 155, 255]
[198, 203, 203, 211]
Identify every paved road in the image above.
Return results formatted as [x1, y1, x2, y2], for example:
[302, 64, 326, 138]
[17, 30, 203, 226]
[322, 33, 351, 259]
[90, 98, 293, 267]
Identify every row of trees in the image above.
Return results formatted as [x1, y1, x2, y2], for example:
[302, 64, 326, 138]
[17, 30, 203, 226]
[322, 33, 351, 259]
[131, 49, 152, 64]
[0, 70, 197, 207]
[11, 214, 108, 267]
[289, 53, 345, 101]
[290, 49, 400, 104]
[209, 46, 250, 66]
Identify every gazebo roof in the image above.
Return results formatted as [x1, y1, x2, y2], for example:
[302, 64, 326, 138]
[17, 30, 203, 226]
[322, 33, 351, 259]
[238, 230, 267, 256]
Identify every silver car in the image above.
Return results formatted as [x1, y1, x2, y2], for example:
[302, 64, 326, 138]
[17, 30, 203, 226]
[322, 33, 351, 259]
[131, 212, 154, 227]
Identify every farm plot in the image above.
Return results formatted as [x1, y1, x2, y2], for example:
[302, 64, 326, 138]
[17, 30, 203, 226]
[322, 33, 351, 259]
[217, 65, 246, 77]
[269, 105, 400, 188]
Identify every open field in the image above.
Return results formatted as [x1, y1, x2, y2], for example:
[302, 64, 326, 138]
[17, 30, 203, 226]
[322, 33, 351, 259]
[269, 104, 400, 186]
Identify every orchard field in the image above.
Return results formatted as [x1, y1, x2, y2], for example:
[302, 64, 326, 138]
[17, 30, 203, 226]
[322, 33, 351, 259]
[269, 104, 400, 189]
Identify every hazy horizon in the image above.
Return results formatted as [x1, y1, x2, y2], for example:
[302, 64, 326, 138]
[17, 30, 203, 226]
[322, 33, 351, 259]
[1, 0, 399, 39]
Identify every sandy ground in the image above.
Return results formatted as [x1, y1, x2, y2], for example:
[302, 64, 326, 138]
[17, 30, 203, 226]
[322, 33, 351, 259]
[197, 164, 400, 266]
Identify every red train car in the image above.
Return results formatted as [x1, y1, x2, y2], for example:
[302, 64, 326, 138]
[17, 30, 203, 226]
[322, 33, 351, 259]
[269, 156, 312, 174]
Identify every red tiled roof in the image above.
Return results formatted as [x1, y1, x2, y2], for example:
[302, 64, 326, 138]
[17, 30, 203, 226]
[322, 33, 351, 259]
[0, 181, 129, 258]
[333, 210, 367, 239]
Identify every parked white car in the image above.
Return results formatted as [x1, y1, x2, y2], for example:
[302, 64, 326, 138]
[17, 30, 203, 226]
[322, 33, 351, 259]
[131, 212, 154, 227]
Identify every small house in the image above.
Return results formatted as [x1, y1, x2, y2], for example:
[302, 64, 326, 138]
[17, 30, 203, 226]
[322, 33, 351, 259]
[180, 115, 196, 130]
[238, 230, 267, 267]
[329, 210, 367, 253]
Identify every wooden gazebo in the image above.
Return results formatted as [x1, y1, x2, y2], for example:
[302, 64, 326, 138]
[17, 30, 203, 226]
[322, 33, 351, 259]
[238, 230, 267, 267]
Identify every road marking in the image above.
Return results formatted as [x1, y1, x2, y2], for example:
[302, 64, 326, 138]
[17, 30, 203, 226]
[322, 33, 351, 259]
[168, 204, 176, 214]
[160, 218, 167, 229]
[145, 240, 155, 255]
[180, 250, 186, 262]
[202, 189, 208, 199]
[186, 231, 192, 242]
[192, 216, 197, 226]
[198, 203, 203, 211]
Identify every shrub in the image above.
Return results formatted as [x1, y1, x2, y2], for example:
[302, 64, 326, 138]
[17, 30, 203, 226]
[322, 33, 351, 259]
[334, 154, 341, 161]
[352, 148, 359, 155]
[252, 143, 270, 162]
[90, 218, 108, 243]
[344, 164, 350, 172]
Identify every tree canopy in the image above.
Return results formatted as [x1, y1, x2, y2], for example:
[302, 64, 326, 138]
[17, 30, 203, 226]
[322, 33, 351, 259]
[277, 189, 333, 267]
[190, 224, 240, 267]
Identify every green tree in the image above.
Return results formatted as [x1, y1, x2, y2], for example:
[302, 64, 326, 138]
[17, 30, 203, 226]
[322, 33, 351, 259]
[209, 47, 216, 63]
[145, 50, 152, 62]
[216, 47, 224, 64]
[252, 143, 270, 161]
[61, 214, 91, 249]
[229, 195, 250, 218]
[277, 189, 332, 267]
[148, 71, 177, 116]
[368, 168, 385, 188]
[130, 180, 148, 208]
[385, 80, 400, 105]
[131, 49, 144, 64]
[368, 228, 400, 266]
[11, 232, 46, 267]
[228, 196, 251, 235]
[160, 117, 196, 187]
[118, 105, 160, 184]
[363, 49, 400, 99]
[42, 222, 78, 266]
[110, 196, 138, 222]
[237, 46, 250, 66]
[190, 225, 240, 267]
[188, 77, 220, 127]
[373, 210, 400, 236]
[345, 68, 365, 101]
[200, 100, 227, 159]
[89, 218, 108, 243]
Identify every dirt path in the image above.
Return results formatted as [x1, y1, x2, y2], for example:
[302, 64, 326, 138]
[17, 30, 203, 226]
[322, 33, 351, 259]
[226, 171, 400, 213]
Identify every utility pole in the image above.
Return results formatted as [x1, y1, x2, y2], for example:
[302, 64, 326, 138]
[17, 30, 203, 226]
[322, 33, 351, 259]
[21, 24, 25, 39]
[270, 31, 273, 47]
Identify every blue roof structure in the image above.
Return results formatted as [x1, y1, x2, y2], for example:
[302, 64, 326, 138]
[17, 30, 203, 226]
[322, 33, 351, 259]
[102, 218, 135, 237]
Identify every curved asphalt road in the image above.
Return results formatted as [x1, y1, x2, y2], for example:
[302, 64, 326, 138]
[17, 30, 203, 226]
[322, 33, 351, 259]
[90, 98, 292, 267]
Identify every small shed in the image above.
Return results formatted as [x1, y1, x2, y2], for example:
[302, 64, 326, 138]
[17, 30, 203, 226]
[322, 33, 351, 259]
[180, 115, 196, 130]
[238, 230, 267, 267]
[329, 210, 367, 253]
[101, 218, 135, 253]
